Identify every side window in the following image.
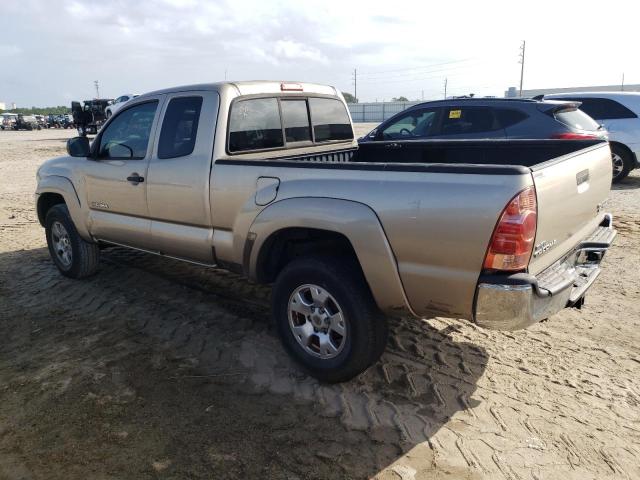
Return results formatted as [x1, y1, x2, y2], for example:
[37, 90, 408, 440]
[98, 101, 158, 159]
[309, 98, 353, 142]
[281, 100, 311, 142]
[440, 107, 500, 135]
[381, 108, 438, 139]
[158, 96, 203, 159]
[229, 98, 284, 152]
[495, 108, 528, 128]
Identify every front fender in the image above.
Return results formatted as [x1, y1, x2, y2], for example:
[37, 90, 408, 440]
[247, 197, 412, 316]
[36, 175, 90, 239]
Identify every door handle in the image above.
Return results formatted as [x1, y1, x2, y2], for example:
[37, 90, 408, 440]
[385, 142, 402, 149]
[126, 173, 144, 184]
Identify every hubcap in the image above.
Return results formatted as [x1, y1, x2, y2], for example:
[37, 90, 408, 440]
[51, 221, 72, 268]
[287, 284, 347, 359]
[612, 152, 624, 178]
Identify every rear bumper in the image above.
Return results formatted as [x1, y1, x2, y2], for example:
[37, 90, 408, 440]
[473, 214, 616, 330]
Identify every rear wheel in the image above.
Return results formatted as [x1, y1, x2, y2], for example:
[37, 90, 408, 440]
[272, 256, 388, 383]
[611, 144, 633, 183]
[45, 204, 100, 278]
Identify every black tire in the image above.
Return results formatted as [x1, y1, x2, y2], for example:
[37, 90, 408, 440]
[611, 144, 633, 183]
[45, 204, 100, 279]
[272, 255, 388, 383]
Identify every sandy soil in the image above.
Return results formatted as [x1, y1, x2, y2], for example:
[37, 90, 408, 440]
[0, 128, 639, 480]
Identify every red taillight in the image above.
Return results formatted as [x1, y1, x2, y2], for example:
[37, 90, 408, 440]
[483, 186, 537, 271]
[551, 132, 599, 140]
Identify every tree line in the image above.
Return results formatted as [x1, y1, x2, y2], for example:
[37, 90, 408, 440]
[0, 106, 71, 115]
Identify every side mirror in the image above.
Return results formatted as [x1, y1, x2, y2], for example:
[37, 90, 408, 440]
[67, 136, 90, 157]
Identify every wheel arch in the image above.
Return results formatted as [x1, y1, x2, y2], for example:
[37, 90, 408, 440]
[36, 176, 90, 239]
[247, 197, 412, 316]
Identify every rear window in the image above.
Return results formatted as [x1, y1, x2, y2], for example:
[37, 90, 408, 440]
[309, 98, 353, 142]
[228, 96, 353, 153]
[158, 96, 203, 159]
[229, 98, 284, 152]
[561, 97, 637, 120]
[281, 99, 311, 142]
[554, 108, 600, 131]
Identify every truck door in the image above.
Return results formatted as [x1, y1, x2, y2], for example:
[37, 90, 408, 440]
[145, 90, 219, 263]
[84, 98, 162, 249]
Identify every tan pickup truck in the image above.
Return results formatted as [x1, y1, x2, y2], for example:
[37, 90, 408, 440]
[35, 81, 616, 382]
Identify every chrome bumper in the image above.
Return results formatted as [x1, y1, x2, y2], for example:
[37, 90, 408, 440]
[474, 214, 616, 331]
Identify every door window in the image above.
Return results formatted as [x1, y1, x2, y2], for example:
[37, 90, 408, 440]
[440, 107, 500, 135]
[98, 101, 158, 159]
[158, 96, 203, 159]
[380, 108, 438, 139]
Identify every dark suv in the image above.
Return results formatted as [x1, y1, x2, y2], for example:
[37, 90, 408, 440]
[359, 97, 608, 144]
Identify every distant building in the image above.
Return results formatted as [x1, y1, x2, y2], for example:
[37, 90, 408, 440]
[0, 102, 5, 110]
[505, 84, 640, 98]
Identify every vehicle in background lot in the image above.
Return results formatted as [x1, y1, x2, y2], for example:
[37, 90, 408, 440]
[1, 113, 18, 130]
[539, 92, 640, 182]
[72, 99, 113, 136]
[359, 98, 615, 173]
[34, 115, 48, 129]
[105, 94, 139, 118]
[13, 114, 40, 130]
[35, 81, 616, 382]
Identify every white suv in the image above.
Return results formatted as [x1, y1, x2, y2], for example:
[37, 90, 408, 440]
[105, 94, 139, 119]
[542, 92, 640, 182]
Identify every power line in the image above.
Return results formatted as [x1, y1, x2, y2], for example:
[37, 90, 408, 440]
[357, 58, 474, 77]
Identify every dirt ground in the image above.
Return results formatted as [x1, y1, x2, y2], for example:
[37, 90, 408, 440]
[0, 128, 639, 480]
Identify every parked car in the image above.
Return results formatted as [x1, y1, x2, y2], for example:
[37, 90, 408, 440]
[359, 97, 614, 172]
[538, 92, 640, 182]
[35, 81, 615, 382]
[1, 113, 18, 130]
[34, 115, 48, 129]
[13, 114, 40, 130]
[105, 94, 139, 118]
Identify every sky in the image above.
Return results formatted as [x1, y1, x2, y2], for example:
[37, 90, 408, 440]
[1, 0, 639, 106]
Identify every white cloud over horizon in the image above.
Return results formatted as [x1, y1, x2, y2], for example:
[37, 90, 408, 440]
[1, 0, 639, 106]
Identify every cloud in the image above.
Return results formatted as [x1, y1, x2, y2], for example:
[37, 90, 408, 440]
[0, 0, 639, 105]
[274, 40, 329, 64]
[0, 45, 21, 57]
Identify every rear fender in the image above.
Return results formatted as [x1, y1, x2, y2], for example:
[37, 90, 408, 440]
[247, 197, 411, 316]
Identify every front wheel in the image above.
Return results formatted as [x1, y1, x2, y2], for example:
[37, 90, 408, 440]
[611, 144, 633, 183]
[272, 256, 388, 383]
[45, 204, 100, 278]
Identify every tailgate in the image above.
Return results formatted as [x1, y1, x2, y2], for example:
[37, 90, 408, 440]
[528, 142, 612, 275]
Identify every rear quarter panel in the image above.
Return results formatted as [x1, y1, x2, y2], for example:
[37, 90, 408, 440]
[210, 161, 531, 319]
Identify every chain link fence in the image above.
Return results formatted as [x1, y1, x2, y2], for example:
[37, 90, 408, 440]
[347, 101, 422, 123]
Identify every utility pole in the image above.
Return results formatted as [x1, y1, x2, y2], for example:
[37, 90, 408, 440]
[621, 73, 625, 91]
[421, 89, 424, 100]
[352, 68, 357, 102]
[444, 78, 448, 99]
[94, 80, 100, 98]
[518, 40, 526, 97]
[224, 68, 228, 80]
